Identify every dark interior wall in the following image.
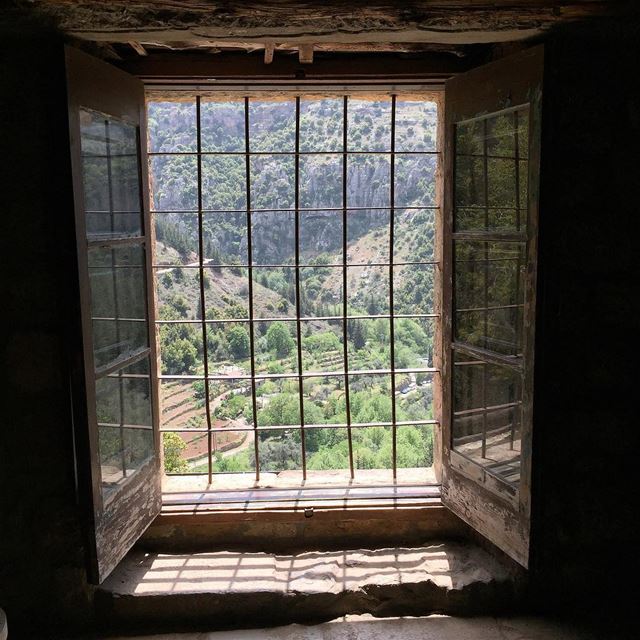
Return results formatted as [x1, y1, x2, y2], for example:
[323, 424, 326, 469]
[530, 19, 640, 619]
[0, 21, 94, 638]
[0, 9, 639, 639]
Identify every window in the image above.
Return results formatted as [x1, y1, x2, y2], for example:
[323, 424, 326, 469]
[147, 92, 441, 488]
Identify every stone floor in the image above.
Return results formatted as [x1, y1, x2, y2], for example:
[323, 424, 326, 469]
[106, 614, 629, 640]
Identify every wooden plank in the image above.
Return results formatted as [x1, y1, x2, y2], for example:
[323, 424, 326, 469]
[298, 43, 314, 64]
[264, 42, 275, 64]
[128, 41, 148, 56]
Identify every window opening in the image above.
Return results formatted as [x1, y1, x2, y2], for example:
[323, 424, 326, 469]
[148, 91, 441, 490]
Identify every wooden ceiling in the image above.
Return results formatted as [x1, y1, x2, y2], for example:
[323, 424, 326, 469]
[11, 1, 635, 64]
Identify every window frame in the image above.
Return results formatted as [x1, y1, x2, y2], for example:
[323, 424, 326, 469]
[146, 86, 445, 496]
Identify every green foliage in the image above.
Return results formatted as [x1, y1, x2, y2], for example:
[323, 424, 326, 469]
[163, 433, 188, 473]
[266, 322, 295, 358]
[227, 325, 250, 359]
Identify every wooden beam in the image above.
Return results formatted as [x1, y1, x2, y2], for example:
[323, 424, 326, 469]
[116, 50, 473, 81]
[28, 1, 631, 47]
[299, 43, 313, 64]
[128, 41, 148, 56]
[264, 42, 275, 64]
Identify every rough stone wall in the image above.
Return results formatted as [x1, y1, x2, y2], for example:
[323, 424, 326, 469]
[0, 22, 95, 638]
[529, 18, 640, 621]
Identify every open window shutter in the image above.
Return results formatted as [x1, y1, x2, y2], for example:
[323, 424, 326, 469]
[441, 46, 543, 567]
[66, 46, 161, 583]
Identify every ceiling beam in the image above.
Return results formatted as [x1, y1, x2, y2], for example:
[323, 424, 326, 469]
[26, 1, 631, 47]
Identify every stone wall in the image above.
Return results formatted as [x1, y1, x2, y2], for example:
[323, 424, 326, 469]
[529, 19, 640, 621]
[0, 21, 95, 638]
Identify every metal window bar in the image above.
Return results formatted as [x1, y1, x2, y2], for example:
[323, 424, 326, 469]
[151, 94, 441, 481]
[244, 96, 262, 481]
[294, 96, 308, 479]
[342, 95, 355, 478]
[195, 97, 215, 483]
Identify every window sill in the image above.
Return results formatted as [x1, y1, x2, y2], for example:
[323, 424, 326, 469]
[161, 467, 440, 516]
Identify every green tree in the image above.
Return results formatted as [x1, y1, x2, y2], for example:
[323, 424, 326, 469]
[227, 325, 250, 359]
[163, 433, 188, 473]
[266, 322, 294, 358]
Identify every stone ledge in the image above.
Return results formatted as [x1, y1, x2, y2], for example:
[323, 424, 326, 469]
[97, 543, 518, 632]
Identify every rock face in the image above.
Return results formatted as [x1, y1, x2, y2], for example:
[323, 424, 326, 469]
[97, 543, 518, 633]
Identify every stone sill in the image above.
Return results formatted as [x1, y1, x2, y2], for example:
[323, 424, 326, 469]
[161, 467, 440, 516]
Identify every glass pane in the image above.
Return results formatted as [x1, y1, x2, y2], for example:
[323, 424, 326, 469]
[454, 156, 485, 208]
[454, 108, 530, 233]
[452, 352, 522, 486]
[394, 209, 435, 263]
[254, 320, 298, 375]
[394, 317, 434, 369]
[255, 378, 301, 427]
[454, 241, 525, 356]
[110, 154, 141, 213]
[158, 322, 203, 375]
[301, 320, 344, 372]
[347, 155, 390, 208]
[201, 100, 245, 152]
[160, 378, 207, 429]
[347, 98, 391, 151]
[154, 212, 199, 266]
[302, 376, 345, 424]
[99, 425, 124, 490]
[80, 109, 107, 156]
[204, 267, 249, 320]
[487, 158, 517, 208]
[203, 211, 247, 265]
[348, 374, 392, 425]
[257, 429, 301, 472]
[395, 154, 437, 207]
[147, 101, 197, 153]
[89, 244, 148, 369]
[300, 265, 342, 317]
[202, 155, 247, 210]
[210, 379, 254, 429]
[96, 357, 154, 490]
[347, 265, 389, 315]
[300, 154, 342, 208]
[252, 267, 296, 319]
[250, 154, 295, 209]
[150, 155, 198, 211]
[96, 357, 153, 428]
[347, 318, 390, 371]
[395, 99, 438, 152]
[249, 100, 295, 152]
[300, 211, 342, 264]
[155, 267, 202, 321]
[347, 209, 389, 264]
[80, 109, 143, 238]
[123, 428, 154, 475]
[252, 211, 295, 265]
[300, 98, 343, 152]
[395, 372, 434, 423]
